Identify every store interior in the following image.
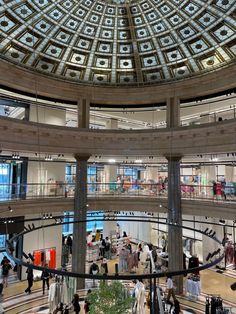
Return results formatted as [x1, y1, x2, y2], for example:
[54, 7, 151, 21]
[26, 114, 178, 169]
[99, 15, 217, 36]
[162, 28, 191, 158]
[0, 0, 236, 311]
[0, 99, 236, 312]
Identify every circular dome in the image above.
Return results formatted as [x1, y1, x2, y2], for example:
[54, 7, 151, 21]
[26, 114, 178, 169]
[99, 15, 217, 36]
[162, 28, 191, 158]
[0, 0, 235, 86]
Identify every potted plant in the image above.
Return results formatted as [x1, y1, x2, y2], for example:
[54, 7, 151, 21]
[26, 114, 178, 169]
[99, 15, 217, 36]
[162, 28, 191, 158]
[87, 281, 134, 314]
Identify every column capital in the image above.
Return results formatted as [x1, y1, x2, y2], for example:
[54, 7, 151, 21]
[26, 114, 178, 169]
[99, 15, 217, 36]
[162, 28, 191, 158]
[77, 96, 91, 104]
[165, 154, 182, 161]
[74, 153, 91, 161]
[166, 96, 180, 103]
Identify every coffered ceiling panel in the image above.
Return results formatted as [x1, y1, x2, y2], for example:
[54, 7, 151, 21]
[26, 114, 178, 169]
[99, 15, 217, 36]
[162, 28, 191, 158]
[0, 0, 235, 85]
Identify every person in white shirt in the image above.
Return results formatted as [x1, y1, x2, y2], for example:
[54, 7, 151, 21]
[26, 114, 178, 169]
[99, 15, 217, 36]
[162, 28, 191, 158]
[166, 276, 176, 302]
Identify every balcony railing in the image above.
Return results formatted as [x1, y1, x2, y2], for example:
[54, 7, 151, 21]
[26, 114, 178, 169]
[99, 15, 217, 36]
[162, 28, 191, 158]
[0, 182, 234, 203]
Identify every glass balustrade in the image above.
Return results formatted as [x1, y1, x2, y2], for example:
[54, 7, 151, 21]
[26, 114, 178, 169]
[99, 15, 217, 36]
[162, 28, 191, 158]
[0, 182, 235, 202]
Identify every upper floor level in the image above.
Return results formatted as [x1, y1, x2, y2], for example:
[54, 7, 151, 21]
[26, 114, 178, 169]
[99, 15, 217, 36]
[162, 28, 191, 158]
[0, 113, 236, 156]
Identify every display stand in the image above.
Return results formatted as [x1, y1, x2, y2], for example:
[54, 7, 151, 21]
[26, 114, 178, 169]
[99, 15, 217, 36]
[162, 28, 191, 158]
[87, 243, 100, 262]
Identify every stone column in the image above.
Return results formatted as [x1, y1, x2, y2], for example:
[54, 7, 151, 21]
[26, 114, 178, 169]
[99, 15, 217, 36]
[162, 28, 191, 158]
[78, 98, 90, 128]
[72, 154, 90, 289]
[105, 118, 118, 191]
[166, 97, 180, 128]
[165, 96, 183, 292]
[167, 155, 183, 294]
[73, 97, 90, 289]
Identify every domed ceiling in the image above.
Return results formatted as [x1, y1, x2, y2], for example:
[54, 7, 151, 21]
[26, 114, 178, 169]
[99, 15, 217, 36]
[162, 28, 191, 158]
[0, 0, 235, 86]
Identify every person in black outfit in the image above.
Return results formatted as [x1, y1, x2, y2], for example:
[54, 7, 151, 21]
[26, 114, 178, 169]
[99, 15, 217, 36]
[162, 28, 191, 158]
[72, 293, 81, 314]
[25, 263, 34, 294]
[41, 264, 50, 294]
[0, 256, 10, 266]
[101, 238, 106, 258]
[213, 181, 217, 198]
[89, 262, 99, 287]
[89, 262, 99, 274]
[66, 235, 73, 254]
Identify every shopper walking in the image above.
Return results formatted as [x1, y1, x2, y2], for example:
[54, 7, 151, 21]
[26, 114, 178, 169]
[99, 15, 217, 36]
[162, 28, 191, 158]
[25, 263, 34, 294]
[41, 264, 50, 294]
[104, 236, 111, 259]
[0, 256, 10, 266]
[1, 258, 12, 287]
[166, 276, 176, 302]
[72, 293, 81, 314]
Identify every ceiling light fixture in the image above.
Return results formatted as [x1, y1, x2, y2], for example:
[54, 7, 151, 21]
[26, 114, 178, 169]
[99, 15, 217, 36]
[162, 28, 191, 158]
[12, 152, 20, 159]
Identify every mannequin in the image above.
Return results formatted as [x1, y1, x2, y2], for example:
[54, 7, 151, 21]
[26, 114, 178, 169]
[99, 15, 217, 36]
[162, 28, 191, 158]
[140, 243, 149, 264]
[133, 280, 146, 314]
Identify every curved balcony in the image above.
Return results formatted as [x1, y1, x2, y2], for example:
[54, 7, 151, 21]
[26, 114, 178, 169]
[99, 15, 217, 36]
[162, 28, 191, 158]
[0, 182, 235, 219]
[0, 60, 236, 104]
[0, 116, 236, 156]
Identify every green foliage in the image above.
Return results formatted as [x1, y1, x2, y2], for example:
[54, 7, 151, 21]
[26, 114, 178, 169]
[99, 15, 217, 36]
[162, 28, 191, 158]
[87, 281, 134, 314]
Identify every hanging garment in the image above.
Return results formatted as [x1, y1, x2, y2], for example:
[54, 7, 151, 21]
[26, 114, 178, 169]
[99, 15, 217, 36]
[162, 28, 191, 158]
[127, 254, 134, 272]
[133, 281, 146, 314]
[186, 279, 201, 296]
[140, 245, 149, 264]
[118, 248, 128, 272]
[49, 249, 56, 268]
[34, 251, 42, 266]
[54, 283, 62, 309]
[67, 277, 77, 303]
[61, 244, 70, 266]
[61, 280, 69, 305]
[48, 283, 57, 313]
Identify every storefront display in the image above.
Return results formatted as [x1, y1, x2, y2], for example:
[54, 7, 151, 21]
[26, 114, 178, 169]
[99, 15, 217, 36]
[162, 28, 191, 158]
[33, 248, 56, 268]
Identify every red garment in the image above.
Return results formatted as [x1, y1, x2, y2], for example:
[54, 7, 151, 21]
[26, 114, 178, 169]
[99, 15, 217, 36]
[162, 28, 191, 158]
[49, 249, 56, 268]
[33, 251, 41, 266]
[216, 183, 222, 196]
